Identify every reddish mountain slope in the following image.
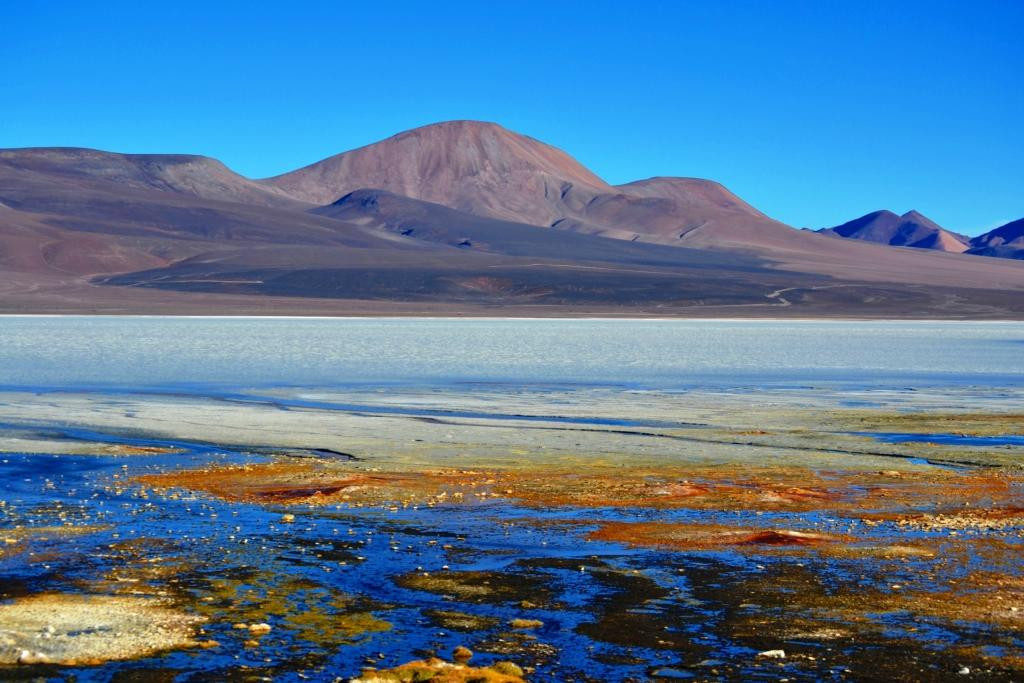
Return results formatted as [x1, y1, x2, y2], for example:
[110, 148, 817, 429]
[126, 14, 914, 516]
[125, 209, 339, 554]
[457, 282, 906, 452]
[616, 177, 767, 218]
[263, 121, 825, 253]
[261, 120, 611, 226]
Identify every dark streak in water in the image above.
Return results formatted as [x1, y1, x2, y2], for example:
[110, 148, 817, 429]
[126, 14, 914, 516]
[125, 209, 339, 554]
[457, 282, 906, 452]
[0, 422, 359, 462]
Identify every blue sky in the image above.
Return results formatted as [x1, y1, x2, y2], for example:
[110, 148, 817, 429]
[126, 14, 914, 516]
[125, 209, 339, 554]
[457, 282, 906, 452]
[2, 1, 1021, 235]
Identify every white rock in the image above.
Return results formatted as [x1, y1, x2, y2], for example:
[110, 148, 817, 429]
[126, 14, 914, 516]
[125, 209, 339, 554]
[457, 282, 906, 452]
[758, 649, 786, 659]
[17, 649, 51, 664]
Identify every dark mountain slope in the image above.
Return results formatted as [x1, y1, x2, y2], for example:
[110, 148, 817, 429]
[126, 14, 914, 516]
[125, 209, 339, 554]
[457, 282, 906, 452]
[969, 218, 1024, 259]
[313, 188, 761, 266]
[820, 210, 969, 253]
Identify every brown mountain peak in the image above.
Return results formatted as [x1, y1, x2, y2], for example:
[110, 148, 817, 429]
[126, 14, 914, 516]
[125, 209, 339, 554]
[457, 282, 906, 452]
[260, 120, 611, 224]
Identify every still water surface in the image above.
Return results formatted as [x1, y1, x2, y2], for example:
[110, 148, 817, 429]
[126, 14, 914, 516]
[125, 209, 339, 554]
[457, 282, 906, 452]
[0, 317, 1021, 389]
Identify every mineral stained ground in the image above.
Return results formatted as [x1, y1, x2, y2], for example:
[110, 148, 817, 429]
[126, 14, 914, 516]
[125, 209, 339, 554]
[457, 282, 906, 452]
[0, 383, 1022, 681]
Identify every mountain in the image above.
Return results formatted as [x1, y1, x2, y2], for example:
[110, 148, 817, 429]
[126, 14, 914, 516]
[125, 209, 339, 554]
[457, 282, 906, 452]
[261, 121, 807, 253]
[312, 188, 672, 260]
[563, 177, 805, 251]
[1, 147, 299, 209]
[968, 218, 1024, 260]
[615, 177, 767, 217]
[820, 210, 969, 253]
[0, 147, 398, 248]
[2, 121, 1024, 317]
[262, 120, 609, 226]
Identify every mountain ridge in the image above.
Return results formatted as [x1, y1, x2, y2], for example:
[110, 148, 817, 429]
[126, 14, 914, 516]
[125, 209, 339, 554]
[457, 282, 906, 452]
[2, 120, 1024, 317]
[0, 147, 301, 208]
[260, 120, 611, 223]
[819, 209, 970, 253]
[968, 217, 1024, 260]
[260, 121, 815, 253]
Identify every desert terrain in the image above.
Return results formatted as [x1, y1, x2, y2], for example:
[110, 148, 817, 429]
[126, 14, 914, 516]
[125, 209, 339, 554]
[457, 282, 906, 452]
[3, 122, 1024, 318]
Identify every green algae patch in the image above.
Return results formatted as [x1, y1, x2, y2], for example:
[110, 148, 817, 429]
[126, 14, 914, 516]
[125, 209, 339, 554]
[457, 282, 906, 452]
[182, 567, 392, 651]
[424, 609, 501, 632]
[285, 609, 391, 648]
[836, 411, 1024, 437]
[397, 570, 553, 606]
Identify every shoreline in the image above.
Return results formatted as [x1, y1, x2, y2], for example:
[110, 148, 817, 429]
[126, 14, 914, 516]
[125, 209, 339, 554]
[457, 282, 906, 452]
[2, 313, 1024, 323]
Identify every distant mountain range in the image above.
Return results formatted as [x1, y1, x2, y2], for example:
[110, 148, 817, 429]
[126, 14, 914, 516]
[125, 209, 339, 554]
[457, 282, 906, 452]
[963, 218, 1024, 259]
[1, 120, 1023, 317]
[820, 210, 1023, 259]
[819, 210, 970, 253]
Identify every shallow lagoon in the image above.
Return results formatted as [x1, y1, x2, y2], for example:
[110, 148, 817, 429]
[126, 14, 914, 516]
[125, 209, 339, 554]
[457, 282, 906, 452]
[1, 317, 1023, 389]
[0, 318, 1022, 681]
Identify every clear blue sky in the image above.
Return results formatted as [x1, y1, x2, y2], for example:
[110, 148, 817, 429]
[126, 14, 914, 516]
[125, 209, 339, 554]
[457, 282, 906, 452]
[2, 1, 1021, 235]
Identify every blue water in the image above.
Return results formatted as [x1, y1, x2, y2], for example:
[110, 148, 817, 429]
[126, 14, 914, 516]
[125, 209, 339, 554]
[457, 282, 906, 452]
[866, 432, 1024, 447]
[0, 429, 768, 681]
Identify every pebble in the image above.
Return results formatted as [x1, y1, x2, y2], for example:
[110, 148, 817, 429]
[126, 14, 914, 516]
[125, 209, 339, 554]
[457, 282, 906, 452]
[758, 649, 786, 659]
[17, 649, 51, 664]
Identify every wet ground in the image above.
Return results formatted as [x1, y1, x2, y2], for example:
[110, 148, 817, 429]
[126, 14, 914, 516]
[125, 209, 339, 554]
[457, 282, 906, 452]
[0, 381, 1022, 682]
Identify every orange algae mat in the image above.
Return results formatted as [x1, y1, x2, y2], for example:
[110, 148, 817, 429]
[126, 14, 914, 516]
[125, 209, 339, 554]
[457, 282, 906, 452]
[136, 459, 1024, 517]
[134, 458, 1024, 575]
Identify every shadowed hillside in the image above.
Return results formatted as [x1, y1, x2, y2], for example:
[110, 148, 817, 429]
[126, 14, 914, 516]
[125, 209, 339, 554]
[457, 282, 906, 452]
[968, 218, 1024, 260]
[820, 210, 969, 253]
